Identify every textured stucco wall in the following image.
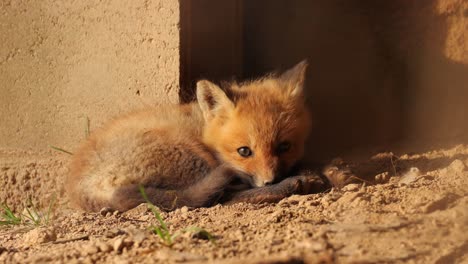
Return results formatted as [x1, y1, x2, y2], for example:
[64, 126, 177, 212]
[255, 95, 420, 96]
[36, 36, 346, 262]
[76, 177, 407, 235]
[0, 0, 180, 152]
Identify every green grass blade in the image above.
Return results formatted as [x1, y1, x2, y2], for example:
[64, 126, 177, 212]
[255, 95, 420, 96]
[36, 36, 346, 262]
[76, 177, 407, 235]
[153, 226, 172, 246]
[153, 226, 164, 239]
[138, 185, 214, 246]
[1, 204, 20, 221]
[23, 207, 39, 225]
[0, 204, 22, 225]
[171, 230, 182, 241]
[139, 185, 175, 246]
[26, 198, 41, 225]
[154, 211, 169, 232]
[138, 185, 168, 230]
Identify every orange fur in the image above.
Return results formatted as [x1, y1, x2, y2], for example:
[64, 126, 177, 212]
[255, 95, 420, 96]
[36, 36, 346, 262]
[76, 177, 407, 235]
[201, 61, 310, 187]
[66, 61, 310, 211]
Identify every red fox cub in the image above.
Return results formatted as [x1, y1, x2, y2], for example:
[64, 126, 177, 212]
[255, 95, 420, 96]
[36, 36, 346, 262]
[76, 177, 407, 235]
[66, 61, 331, 212]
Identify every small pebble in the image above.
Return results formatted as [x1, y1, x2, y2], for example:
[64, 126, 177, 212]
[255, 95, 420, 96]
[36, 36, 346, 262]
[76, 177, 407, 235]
[22, 227, 57, 246]
[375, 172, 390, 183]
[342, 183, 360, 192]
[180, 206, 189, 214]
[399, 167, 420, 185]
[81, 244, 98, 255]
[113, 237, 124, 252]
[96, 241, 113, 253]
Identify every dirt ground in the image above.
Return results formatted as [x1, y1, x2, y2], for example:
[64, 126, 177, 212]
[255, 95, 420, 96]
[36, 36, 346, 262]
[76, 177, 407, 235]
[0, 144, 467, 264]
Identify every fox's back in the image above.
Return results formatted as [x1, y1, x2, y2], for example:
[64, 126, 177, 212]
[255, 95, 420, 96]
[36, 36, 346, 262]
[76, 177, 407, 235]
[67, 103, 218, 211]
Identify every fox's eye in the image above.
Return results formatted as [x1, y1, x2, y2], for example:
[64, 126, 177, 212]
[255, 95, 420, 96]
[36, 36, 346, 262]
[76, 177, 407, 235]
[277, 141, 291, 154]
[237, 146, 253, 157]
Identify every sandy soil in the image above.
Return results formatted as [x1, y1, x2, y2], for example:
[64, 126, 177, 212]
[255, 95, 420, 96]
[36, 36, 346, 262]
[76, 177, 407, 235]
[0, 145, 467, 264]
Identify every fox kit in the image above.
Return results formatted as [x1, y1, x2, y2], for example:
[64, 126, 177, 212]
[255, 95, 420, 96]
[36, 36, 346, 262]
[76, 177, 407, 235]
[66, 61, 330, 212]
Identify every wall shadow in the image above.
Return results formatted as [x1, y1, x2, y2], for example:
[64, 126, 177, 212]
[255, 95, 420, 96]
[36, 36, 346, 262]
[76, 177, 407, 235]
[243, 0, 468, 162]
[180, 0, 468, 161]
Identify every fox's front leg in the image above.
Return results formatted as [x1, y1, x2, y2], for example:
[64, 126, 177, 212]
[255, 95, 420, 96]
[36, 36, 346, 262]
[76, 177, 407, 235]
[223, 174, 328, 205]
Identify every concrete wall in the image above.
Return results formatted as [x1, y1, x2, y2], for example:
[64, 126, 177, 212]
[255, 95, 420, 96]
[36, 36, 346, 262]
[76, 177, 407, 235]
[244, 0, 468, 160]
[0, 0, 180, 152]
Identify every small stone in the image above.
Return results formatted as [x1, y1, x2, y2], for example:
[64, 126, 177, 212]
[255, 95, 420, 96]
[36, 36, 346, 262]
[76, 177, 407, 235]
[81, 244, 99, 255]
[271, 239, 284, 246]
[111, 237, 134, 253]
[375, 172, 390, 183]
[286, 195, 303, 204]
[124, 203, 150, 217]
[113, 237, 124, 252]
[268, 212, 280, 223]
[96, 241, 112, 253]
[321, 198, 331, 207]
[114, 259, 130, 264]
[337, 192, 363, 205]
[123, 238, 134, 248]
[342, 183, 360, 192]
[126, 227, 147, 245]
[399, 167, 420, 185]
[22, 227, 57, 246]
[233, 230, 244, 241]
[447, 159, 465, 173]
[188, 228, 213, 241]
[138, 215, 152, 221]
[180, 206, 189, 214]
[268, 210, 289, 223]
[104, 228, 125, 238]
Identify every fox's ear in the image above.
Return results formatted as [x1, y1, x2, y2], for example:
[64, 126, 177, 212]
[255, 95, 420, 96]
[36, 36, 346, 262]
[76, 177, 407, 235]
[280, 60, 308, 98]
[197, 80, 234, 121]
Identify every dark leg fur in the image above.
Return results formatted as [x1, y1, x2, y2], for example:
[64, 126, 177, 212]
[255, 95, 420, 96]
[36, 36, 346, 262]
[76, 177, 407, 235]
[111, 166, 237, 211]
[223, 173, 328, 205]
[222, 159, 356, 205]
[110, 160, 355, 211]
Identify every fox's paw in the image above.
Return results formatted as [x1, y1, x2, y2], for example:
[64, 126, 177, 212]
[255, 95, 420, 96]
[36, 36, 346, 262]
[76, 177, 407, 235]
[224, 174, 328, 205]
[280, 174, 327, 195]
[322, 158, 356, 188]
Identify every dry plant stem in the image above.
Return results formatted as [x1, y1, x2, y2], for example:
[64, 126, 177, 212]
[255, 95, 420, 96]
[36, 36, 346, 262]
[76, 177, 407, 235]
[52, 235, 90, 244]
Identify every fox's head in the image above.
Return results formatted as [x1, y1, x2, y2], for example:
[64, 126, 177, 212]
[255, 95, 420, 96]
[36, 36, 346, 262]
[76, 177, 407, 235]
[197, 61, 311, 187]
